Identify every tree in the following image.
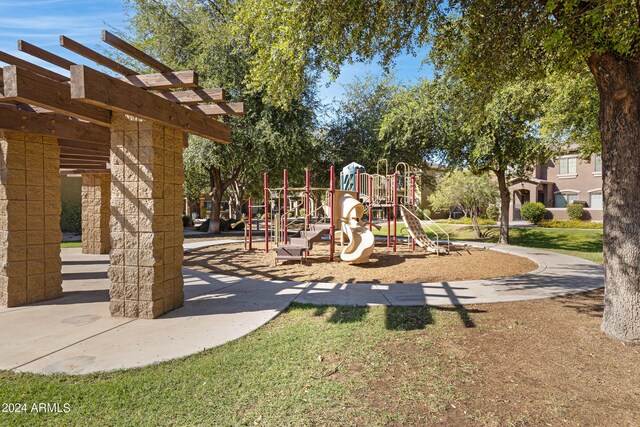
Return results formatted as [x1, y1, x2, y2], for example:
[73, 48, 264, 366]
[125, 0, 318, 233]
[380, 77, 554, 244]
[429, 171, 498, 238]
[233, 0, 640, 343]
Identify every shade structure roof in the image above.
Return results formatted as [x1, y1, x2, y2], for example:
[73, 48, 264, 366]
[0, 30, 244, 174]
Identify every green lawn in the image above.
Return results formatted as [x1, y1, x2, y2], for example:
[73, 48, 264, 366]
[60, 241, 82, 248]
[375, 224, 603, 264]
[0, 304, 468, 426]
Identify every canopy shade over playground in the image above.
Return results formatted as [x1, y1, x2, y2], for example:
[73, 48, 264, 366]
[0, 31, 243, 319]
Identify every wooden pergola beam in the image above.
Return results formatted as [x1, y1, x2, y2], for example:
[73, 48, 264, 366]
[0, 51, 68, 82]
[188, 102, 245, 116]
[70, 65, 230, 144]
[60, 162, 108, 169]
[2, 65, 112, 126]
[61, 169, 110, 175]
[60, 154, 109, 162]
[60, 146, 109, 156]
[60, 35, 137, 76]
[120, 70, 199, 90]
[18, 40, 74, 72]
[58, 138, 109, 151]
[0, 105, 110, 143]
[102, 30, 173, 73]
[155, 88, 225, 104]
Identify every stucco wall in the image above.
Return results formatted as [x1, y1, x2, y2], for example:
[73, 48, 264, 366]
[545, 153, 602, 208]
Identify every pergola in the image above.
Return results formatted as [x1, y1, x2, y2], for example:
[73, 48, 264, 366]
[0, 31, 243, 318]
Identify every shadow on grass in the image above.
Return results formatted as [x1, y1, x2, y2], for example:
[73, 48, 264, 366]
[385, 306, 434, 330]
[328, 306, 369, 323]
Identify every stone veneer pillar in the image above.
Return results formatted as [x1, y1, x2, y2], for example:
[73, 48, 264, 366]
[108, 114, 185, 318]
[81, 173, 111, 254]
[0, 131, 62, 307]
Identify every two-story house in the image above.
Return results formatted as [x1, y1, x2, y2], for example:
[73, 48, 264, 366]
[508, 152, 603, 221]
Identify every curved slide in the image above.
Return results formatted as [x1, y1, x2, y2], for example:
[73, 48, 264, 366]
[338, 193, 375, 264]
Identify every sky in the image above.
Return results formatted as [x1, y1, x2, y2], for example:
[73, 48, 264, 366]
[0, 0, 433, 105]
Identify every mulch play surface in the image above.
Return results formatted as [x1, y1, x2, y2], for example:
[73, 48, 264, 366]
[183, 241, 537, 284]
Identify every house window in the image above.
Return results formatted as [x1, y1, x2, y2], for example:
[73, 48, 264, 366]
[594, 154, 602, 173]
[558, 157, 577, 175]
[555, 192, 578, 208]
[590, 191, 603, 209]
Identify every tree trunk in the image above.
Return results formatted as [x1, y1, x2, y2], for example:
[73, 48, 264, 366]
[229, 181, 245, 220]
[587, 53, 640, 344]
[494, 169, 510, 244]
[470, 209, 482, 238]
[208, 168, 223, 234]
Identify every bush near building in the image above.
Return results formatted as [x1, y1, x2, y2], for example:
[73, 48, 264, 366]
[520, 202, 547, 224]
[566, 204, 584, 221]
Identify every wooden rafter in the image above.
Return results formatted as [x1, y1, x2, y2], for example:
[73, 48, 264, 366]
[0, 105, 109, 143]
[18, 40, 74, 72]
[188, 102, 245, 116]
[120, 71, 199, 90]
[60, 162, 108, 168]
[60, 35, 137, 76]
[0, 51, 68, 82]
[2, 65, 112, 126]
[102, 30, 173, 73]
[61, 169, 110, 174]
[70, 65, 230, 144]
[58, 138, 109, 150]
[155, 88, 225, 104]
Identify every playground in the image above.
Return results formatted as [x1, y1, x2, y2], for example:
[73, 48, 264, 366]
[184, 242, 537, 284]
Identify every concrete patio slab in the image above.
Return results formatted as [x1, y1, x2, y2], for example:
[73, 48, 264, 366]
[0, 242, 603, 374]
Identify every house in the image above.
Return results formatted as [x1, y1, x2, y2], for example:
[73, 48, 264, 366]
[509, 151, 603, 221]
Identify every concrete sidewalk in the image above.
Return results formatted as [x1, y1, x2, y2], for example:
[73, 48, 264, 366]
[0, 242, 603, 374]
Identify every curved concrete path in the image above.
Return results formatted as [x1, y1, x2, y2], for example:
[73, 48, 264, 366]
[0, 242, 603, 374]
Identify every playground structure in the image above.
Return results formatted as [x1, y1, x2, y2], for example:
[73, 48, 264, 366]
[241, 160, 451, 264]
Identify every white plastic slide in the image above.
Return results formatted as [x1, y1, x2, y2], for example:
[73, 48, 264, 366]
[338, 193, 375, 263]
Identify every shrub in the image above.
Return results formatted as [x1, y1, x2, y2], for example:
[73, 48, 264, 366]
[485, 204, 500, 221]
[182, 215, 192, 227]
[287, 212, 294, 218]
[538, 219, 602, 229]
[60, 201, 82, 233]
[444, 217, 495, 225]
[566, 203, 584, 221]
[520, 202, 547, 224]
[298, 208, 306, 217]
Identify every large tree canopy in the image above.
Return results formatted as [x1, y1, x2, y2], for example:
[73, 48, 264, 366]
[126, 0, 318, 232]
[233, 0, 640, 344]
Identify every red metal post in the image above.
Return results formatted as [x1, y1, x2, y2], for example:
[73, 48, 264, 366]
[283, 168, 288, 244]
[386, 207, 390, 247]
[355, 169, 360, 198]
[393, 172, 397, 252]
[305, 168, 310, 256]
[368, 175, 373, 232]
[248, 197, 253, 250]
[264, 172, 269, 253]
[411, 175, 416, 251]
[329, 165, 335, 262]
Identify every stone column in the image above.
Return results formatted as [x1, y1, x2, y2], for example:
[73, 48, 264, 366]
[81, 173, 111, 254]
[0, 131, 62, 307]
[108, 114, 185, 318]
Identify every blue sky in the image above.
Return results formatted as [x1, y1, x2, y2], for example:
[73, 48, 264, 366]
[0, 0, 432, 104]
